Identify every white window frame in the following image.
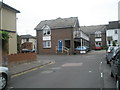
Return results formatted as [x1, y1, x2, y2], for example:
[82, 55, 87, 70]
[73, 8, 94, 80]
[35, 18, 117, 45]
[43, 41, 51, 48]
[95, 31, 102, 37]
[95, 42, 102, 46]
[42, 25, 51, 36]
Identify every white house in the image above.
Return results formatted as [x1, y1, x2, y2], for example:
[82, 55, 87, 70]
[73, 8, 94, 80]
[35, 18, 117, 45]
[106, 21, 119, 46]
[106, 29, 118, 46]
[20, 35, 36, 50]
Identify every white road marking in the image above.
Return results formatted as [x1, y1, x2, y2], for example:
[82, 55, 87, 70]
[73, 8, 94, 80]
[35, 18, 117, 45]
[62, 63, 83, 67]
[101, 73, 103, 78]
[41, 70, 53, 74]
[89, 71, 92, 73]
[51, 67, 61, 70]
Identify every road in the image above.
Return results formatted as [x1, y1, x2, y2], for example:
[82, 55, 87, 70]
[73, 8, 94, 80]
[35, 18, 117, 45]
[7, 50, 116, 89]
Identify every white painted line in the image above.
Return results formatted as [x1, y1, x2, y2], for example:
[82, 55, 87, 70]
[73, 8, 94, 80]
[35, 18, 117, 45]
[101, 73, 103, 78]
[89, 71, 92, 73]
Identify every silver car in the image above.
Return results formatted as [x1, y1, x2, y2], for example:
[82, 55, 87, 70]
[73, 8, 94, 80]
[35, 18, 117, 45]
[0, 67, 9, 90]
[106, 46, 120, 64]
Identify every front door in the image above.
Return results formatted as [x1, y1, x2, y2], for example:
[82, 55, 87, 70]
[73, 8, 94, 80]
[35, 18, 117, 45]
[58, 40, 63, 52]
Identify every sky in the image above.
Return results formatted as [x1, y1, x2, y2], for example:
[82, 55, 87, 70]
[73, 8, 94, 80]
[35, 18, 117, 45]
[1, 0, 120, 36]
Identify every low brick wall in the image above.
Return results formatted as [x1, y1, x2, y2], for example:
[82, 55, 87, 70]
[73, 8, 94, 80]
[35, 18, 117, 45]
[8, 53, 37, 67]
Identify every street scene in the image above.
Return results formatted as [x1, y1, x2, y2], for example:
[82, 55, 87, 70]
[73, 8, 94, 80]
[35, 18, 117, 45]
[0, 0, 120, 90]
[6, 50, 116, 89]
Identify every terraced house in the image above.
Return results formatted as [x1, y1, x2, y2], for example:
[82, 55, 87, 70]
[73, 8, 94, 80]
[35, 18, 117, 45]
[35, 17, 89, 55]
[0, 2, 20, 54]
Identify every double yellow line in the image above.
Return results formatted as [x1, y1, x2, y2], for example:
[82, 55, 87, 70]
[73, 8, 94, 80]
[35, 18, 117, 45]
[11, 61, 55, 78]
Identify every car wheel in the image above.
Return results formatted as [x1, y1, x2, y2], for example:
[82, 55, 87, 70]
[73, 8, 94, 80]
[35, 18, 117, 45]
[116, 79, 120, 90]
[0, 74, 7, 90]
[107, 60, 109, 64]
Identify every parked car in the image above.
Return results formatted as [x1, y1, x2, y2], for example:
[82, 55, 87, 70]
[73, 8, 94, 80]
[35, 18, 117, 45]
[85, 46, 90, 52]
[75, 46, 87, 51]
[106, 46, 120, 64]
[94, 45, 102, 50]
[0, 67, 9, 90]
[22, 49, 36, 53]
[75, 46, 90, 54]
[110, 49, 120, 90]
[31, 49, 36, 52]
[106, 46, 114, 53]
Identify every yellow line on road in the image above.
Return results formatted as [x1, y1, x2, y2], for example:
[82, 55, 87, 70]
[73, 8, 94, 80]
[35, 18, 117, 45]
[11, 61, 55, 78]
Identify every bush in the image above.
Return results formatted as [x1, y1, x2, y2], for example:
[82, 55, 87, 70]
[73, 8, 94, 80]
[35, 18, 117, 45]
[0, 31, 10, 51]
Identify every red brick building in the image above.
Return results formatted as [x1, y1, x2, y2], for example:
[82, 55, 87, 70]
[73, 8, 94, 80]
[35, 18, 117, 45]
[81, 25, 107, 50]
[35, 17, 89, 54]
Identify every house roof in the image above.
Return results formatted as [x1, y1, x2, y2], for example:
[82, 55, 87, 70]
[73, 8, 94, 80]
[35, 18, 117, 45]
[0, 2, 20, 13]
[80, 25, 107, 34]
[107, 21, 120, 29]
[35, 17, 79, 30]
[20, 35, 36, 39]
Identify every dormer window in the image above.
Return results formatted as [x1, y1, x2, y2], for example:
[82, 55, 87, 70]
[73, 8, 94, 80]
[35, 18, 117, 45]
[95, 31, 101, 37]
[42, 25, 51, 48]
[42, 25, 51, 36]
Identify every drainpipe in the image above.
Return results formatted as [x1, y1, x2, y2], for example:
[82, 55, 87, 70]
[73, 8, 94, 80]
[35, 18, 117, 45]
[0, 0, 3, 30]
[0, 0, 3, 66]
[80, 30, 83, 48]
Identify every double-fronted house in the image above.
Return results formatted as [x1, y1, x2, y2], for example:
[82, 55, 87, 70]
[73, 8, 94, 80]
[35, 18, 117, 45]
[35, 17, 89, 55]
[81, 25, 107, 50]
[106, 21, 120, 46]
[0, 2, 20, 54]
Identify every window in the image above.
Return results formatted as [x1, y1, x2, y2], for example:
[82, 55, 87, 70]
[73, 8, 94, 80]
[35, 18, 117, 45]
[115, 40, 118, 43]
[43, 41, 51, 48]
[26, 38, 29, 42]
[115, 30, 117, 34]
[95, 31, 101, 37]
[108, 41, 111, 44]
[43, 25, 51, 36]
[95, 42, 102, 46]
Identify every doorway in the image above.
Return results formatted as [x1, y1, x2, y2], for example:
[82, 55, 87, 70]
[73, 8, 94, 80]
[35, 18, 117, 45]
[65, 40, 70, 48]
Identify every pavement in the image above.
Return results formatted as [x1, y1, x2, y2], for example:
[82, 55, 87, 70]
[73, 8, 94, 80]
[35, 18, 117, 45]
[9, 55, 53, 76]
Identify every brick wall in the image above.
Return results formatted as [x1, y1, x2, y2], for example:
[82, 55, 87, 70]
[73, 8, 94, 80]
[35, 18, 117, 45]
[37, 28, 74, 54]
[8, 53, 37, 66]
[21, 42, 33, 50]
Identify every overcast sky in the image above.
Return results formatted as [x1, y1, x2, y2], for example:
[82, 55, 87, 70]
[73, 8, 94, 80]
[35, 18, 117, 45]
[1, 0, 120, 36]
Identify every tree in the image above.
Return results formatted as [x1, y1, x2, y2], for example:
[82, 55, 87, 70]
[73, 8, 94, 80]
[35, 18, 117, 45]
[0, 31, 10, 66]
[112, 41, 116, 46]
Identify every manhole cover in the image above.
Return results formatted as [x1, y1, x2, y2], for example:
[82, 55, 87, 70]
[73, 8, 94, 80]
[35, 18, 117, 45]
[62, 63, 83, 67]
